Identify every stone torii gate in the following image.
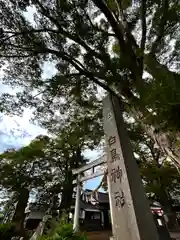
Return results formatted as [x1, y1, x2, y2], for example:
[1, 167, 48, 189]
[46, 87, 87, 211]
[72, 94, 165, 240]
[72, 154, 108, 231]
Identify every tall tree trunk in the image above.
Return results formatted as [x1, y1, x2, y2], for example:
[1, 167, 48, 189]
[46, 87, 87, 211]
[30, 198, 54, 240]
[158, 188, 177, 229]
[60, 147, 83, 215]
[51, 194, 59, 219]
[158, 188, 172, 213]
[12, 188, 29, 237]
[60, 170, 73, 212]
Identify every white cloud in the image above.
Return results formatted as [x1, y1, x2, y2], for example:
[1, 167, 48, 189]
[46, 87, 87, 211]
[0, 113, 46, 152]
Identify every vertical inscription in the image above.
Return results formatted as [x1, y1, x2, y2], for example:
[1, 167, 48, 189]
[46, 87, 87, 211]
[107, 134, 125, 209]
[103, 97, 131, 239]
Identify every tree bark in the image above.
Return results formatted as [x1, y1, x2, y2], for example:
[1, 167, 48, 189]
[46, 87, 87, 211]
[142, 124, 180, 166]
[60, 170, 74, 212]
[60, 147, 83, 215]
[159, 190, 172, 213]
[12, 188, 29, 237]
[144, 53, 180, 82]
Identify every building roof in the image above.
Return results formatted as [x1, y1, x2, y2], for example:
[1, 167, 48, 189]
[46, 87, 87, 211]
[71, 198, 100, 211]
[95, 191, 109, 203]
[80, 200, 100, 210]
[83, 189, 109, 204]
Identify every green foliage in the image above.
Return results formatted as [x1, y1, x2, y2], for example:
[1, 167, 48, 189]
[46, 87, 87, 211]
[140, 160, 180, 213]
[0, 136, 57, 235]
[141, 162, 180, 197]
[129, 123, 180, 210]
[41, 224, 87, 240]
[40, 217, 87, 240]
[0, 135, 55, 193]
[112, 41, 120, 55]
[0, 223, 15, 239]
[0, 128, 92, 234]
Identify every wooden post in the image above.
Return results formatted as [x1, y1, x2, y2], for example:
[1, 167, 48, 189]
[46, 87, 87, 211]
[73, 175, 81, 232]
[103, 94, 160, 240]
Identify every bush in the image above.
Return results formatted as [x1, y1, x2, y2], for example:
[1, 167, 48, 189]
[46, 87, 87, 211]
[54, 223, 87, 240]
[40, 222, 87, 240]
[0, 223, 15, 239]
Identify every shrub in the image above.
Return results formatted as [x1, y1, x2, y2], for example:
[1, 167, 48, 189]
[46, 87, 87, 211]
[0, 223, 15, 239]
[55, 223, 87, 240]
[40, 222, 87, 240]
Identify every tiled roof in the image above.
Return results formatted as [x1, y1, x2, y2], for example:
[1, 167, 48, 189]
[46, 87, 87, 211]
[79, 200, 100, 210]
[83, 189, 109, 204]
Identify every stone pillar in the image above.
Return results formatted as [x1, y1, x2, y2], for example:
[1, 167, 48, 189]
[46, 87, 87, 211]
[73, 175, 81, 232]
[107, 175, 115, 234]
[101, 211, 104, 227]
[103, 94, 160, 240]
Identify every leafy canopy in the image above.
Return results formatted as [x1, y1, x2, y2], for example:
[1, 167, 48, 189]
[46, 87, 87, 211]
[0, 0, 180, 165]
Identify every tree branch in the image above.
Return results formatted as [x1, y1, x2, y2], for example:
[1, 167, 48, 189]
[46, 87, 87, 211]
[86, 14, 115, 37]
[1, 28, 58, 46]
[37, 46, 121, 99]
[92, 0, 126, 49]
[0, 54, 33, 58]
[2, 1, 131, 93]
[92, 0, 141, 81]
[146, 140, 161, 167]
[114, 0, 121, 20]
[32, 73, 82, 98]
[3, 26, 104, 65]
[3, 39, 118, 98]
[3, 34, 138, 108]
[34, 0, 104, 62]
